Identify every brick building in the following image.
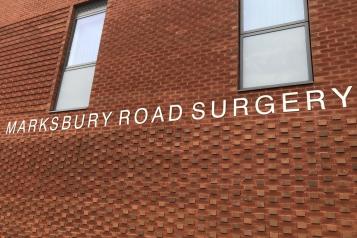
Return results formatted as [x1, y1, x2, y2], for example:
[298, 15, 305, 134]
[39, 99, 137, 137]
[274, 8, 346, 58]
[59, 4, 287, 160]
[0, 0, 356, 237]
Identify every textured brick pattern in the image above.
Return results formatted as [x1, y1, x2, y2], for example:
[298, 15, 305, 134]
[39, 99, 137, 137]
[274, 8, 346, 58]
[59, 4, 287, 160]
[0, 117, 356, 237]
[0, 7, 70, 115]
[0, 0, 77, 28]
[0, 0, 357, 237]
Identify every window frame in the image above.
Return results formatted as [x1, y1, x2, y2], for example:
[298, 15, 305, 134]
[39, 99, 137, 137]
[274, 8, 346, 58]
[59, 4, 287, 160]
[51, 1, 107, 112]
[239, 0, 314, 91]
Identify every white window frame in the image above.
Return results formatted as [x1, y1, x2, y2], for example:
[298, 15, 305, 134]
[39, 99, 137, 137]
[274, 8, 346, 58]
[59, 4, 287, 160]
[239, 0, 313, 91]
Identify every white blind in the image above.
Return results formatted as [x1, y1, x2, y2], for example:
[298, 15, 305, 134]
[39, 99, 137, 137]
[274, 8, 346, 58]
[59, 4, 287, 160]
[243, 0, 306, 32]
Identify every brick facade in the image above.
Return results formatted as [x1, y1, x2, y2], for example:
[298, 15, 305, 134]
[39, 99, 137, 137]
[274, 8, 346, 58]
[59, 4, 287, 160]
[0, 0, 356, 237]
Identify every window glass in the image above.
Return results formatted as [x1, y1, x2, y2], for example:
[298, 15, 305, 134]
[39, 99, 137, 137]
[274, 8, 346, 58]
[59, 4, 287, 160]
[55, 2, 106, 111]
[242, 27, 310, 89]
[67, 13, 105, 67]
[243, 0, 305, 32]
[55, 66, 96, 111]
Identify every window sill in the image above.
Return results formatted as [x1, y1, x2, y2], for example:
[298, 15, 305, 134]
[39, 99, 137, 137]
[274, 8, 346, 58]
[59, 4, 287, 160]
[49, 107, 89, 113]
[238, 80, 314, 92]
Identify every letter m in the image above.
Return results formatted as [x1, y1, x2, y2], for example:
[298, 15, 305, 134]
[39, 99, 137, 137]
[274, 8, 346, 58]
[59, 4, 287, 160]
[6, 121, 17, 134]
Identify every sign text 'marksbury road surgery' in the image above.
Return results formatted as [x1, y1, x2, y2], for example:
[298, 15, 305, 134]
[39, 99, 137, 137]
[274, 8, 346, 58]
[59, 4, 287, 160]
[5, 86, 353, 135]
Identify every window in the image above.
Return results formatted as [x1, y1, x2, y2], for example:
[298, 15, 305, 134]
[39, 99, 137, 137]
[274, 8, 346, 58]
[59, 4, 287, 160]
[240, 0, 313, 90]
[54, 1, 107, 111]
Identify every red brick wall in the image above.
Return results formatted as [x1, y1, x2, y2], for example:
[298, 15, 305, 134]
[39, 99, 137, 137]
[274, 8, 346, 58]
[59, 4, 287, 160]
[0, 0, 356, 237]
